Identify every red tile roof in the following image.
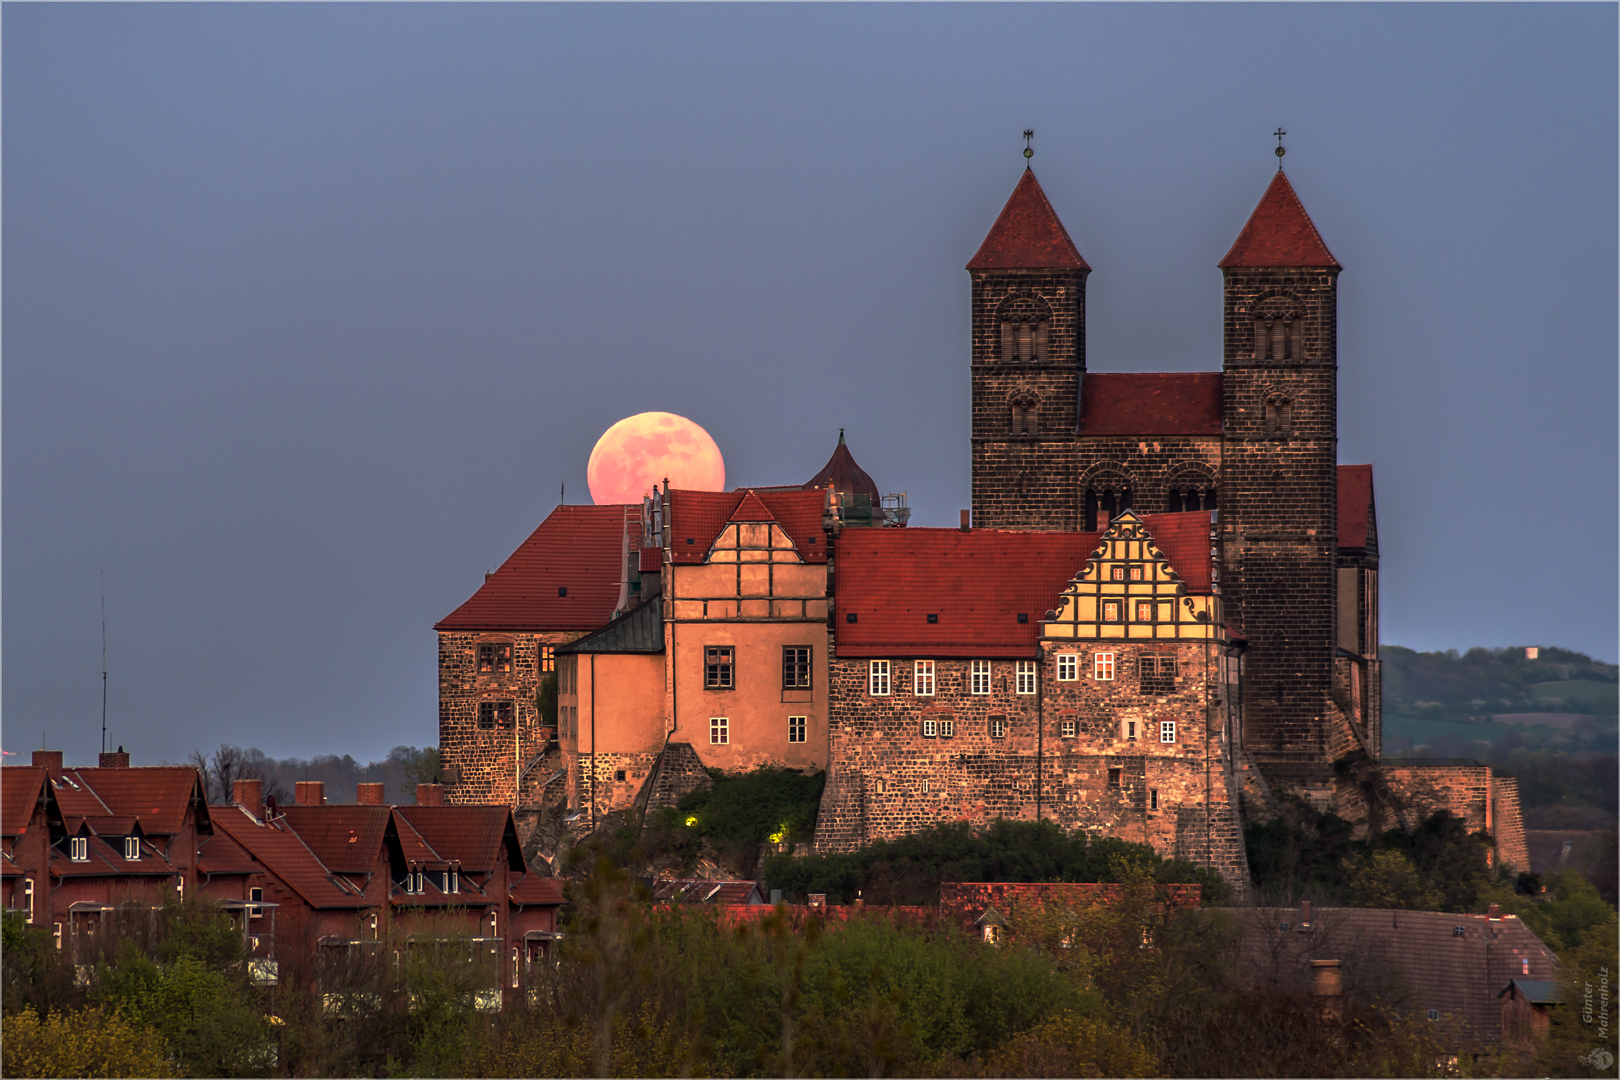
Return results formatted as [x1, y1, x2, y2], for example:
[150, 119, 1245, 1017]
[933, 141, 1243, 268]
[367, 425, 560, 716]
[836, 513, 1213, 659]
[639, 546, 662, 574]
[966, 169, 1089, 271]
[47, 774, 113, 819]
[1337, 464, 1375, 550]
[804, 431, 880, 500]
[197, 832, 261, 876]
[392, 812, 449, 868]
[279, 806, 393, 875]
[394, 806, 523, 874]
[668, 489, 827, 565]
[509, 873, 565, 906]
[729, 491, 776, 523]
[1218, 171, 1340, 270]
[52, 831, 174, 879]
[435, 504, 639, 632]
[212, 808, 369, 908]
[64, 768, 206, 836]
[1079, 373, 1224, 436]
[1, 767, 49, 837]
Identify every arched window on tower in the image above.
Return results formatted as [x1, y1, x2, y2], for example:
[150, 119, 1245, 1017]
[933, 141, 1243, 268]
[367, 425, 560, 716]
[1167, 485, 1217, 513]
[1084, 485, 1131, 531]
[996, 294, 1053, 362]
[1249, 296, 1306, 360]
[1009, 392, 1040, 436]
[1263, 397, 1293, 437]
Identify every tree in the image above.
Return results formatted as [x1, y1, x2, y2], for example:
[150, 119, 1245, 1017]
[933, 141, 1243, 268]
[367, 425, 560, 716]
[1, 1006, 174, 1079]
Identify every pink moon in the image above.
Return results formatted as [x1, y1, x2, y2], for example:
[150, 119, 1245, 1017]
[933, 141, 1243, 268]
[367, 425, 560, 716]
[587, 412, 726, 505]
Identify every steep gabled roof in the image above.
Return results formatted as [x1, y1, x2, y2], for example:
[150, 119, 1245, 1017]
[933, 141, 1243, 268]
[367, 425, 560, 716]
[196, 831, 261, 876]
[64, 767, 208, 836]
[667, 489, 827, 565]
[393, 806, 523, 874]
[730, 491, 776, 523]
[509, 873, 565, 906]
[1079, 373, 1224, 436]
[391, 811, 448, 868]
[1219, 171, 1340, 269]
[1, 767, 51, 838]
[279, 806, 394, 875]
[435, 504, 638, 632]
[47, 773, 113, 819]
[803, 431, 880, 501]
[1337, 464, 1376, 550]
[967, 169, 1089, 271]
[211, 808, 369, 909]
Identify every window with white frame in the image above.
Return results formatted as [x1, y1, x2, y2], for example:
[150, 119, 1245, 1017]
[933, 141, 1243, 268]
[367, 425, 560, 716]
[1094, 653, 1116, 680]
[70, 837, 88, 862]
[914, 660, 936, 696]
[970, 660, 993, 695]
[124, 837, 140, 860]
[710, 717, 730, 745]
[941, 717, 955, 738]
[1160, 721, 1177, 744]
[788, 716, 806, 743]
[922, 718, 937, 738]
[1056, 653, 1078, 681]
[1016, 660, 1037, 695]
[989, 715, 1006, 739]
[1060, 720, 1076, 739]
[1125, 719, 1137, 741]
[450, 870, 460, 894]
[23, 879, 34, 921]
[512, 947, 520, 988]
[869, 660, 891, 696]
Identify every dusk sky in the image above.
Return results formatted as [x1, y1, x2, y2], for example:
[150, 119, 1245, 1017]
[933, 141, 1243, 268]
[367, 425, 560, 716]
[5, 4, 1615, 766]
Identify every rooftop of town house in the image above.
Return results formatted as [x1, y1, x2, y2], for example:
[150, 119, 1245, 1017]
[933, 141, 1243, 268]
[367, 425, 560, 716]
[1, 767, 53, 837]
[650, 879, 766, 905]
[58, 767, 211, 837]
[435, 503, 640, 632]
[211, 807, 371, 909]
[277, 805, 395, 875]
[392, 805, 525, 875]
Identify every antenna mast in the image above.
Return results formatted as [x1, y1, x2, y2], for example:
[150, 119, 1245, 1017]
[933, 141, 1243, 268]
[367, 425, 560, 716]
[101, 571, 108, 755]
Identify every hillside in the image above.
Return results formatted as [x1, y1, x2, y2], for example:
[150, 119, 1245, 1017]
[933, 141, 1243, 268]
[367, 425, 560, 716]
[1382, 645, 1617, 725]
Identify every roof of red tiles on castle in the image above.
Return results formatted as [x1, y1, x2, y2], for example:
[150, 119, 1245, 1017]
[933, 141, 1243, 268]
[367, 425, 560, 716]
[435, 503, 638, 632]
[966, 168, 1090, 271]
[1079, 373, 1224, 436]
[1337, 464, 1375, 550]
[1218, 171, 1340, 269]
[835, 513, 1213, 659]
[667, 489, 827, 565]
[804, 431, 880, 500]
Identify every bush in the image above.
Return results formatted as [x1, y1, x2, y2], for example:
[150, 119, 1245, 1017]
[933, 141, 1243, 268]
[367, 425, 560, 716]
[1, 1005, 174, 1078]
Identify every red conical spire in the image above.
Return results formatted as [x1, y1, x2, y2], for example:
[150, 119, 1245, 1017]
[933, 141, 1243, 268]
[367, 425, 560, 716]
[967, 168, 1089, 271]
[1219, 171, 1340, 269]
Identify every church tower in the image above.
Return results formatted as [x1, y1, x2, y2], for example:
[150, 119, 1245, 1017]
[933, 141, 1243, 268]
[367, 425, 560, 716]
[968, 169, 1089, 530]
[1217, 170, 1343, 785]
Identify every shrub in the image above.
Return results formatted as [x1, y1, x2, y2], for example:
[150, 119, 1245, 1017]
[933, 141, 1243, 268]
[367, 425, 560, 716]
[1, 1005, 174, 1078]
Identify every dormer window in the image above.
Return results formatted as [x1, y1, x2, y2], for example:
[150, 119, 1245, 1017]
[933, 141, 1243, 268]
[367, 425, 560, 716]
[124, 837, 140, 860]
[70, 837, 89, 862]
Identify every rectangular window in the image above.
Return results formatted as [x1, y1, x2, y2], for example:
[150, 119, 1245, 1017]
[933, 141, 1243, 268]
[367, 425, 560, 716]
[1102, 600, 1122, 622]
[705, 647, 735, 689]
[1061, 720, 1076, 739]
[869, 660, 891, 696]
[710, 717, 729, 745]
[1160, 721, 1177, 744]
[922, 719, 937, 738]
[989, 715, 1006, 739]
[450, 870, 460, 894]
[1094, 653, 1116, 680]
[1015, 661, 1037, 695]
[124, 837, 140, 860]
[249, 886, 264, 919]
[1107, 767, 1122, 788]
[1056, 654, 1078, 681]
[478, 642, 514, 674]
[941, 717, 955, 738]
[1129, 565, 1144, 582]
[70, 837, 88, 862]
[782, 647, 811, 689]
[1126, 720, 1137, 741]
[539, 645, 555, 673]
[788, 716, 806, 743]
[478, 701, 515, 729]
[1111, 566, 1126, 582]
[914, 660, 936, 696]
[23, 879, 34, 921]
[1135, 600, 1154, 622]
[1150, 789, 1159, 811]
[970, 660, 992, 696]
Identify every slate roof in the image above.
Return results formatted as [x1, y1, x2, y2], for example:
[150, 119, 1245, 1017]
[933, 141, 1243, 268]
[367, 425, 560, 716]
[435, 504, 639, 632]
[966, 168, 1089, 271]
[1078, 373, 1224, 436]
[61, 768, 208, 836]
[804, 431, 880, 500]
[1500, 979, 1563, 1005]
[1337, 464, 1375, 550]
[394, 806, 524, 874]
[1, 767, 50, 837]
[835, 512, 1214, 659]
[1219, 171, 1340, 269]
[279, 806, 393, 875]
[667, 489, 827, 565]
[559, 599, 664, 655]
[211, 808, 369, 909]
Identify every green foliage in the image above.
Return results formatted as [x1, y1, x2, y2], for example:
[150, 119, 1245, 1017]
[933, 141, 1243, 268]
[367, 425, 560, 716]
[935, 1010, 1160, 1078]
[535, 671, 559, 726]
[671, 767, 826, 875]
[93, 942, 272, 1077]
[396, 745, 442, 800]
[1382, 644, 1618, 723]
[763, 818, 1230, 906]
[1, 1005, 175, 1078]
[1340, 849, 1441, 910]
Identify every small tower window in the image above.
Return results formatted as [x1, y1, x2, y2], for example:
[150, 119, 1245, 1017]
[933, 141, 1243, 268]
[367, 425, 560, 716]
[1001, 319, 1050, 362]
[1264, 400, 1293, 436]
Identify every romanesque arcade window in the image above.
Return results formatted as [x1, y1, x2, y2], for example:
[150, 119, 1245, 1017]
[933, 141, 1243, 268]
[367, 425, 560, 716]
[1084, 487, 1131, 532]
[1249, 295, 1306, 360]
[1264, 398, 1293, 437]
[1167, 485, 1217, 513]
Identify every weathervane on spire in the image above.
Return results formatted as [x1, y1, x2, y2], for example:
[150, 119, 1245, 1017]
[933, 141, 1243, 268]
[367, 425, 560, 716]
[1274, 128, 1287, 170]
[1023, 130, 1034, 161]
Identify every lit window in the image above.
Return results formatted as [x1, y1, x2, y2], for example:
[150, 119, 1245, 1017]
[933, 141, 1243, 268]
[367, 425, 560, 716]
[1160, 721, 1177, 744]
[478, 701, 515, 729]
[1111, 566, 1125, 582]
[787, 716, 806, 743]
[705, 647, 735, 689]
[869, 661, 891, 696]
[970, 660, 992, 696]
[53, 923, 62, 950]
[710, 717, 729, 745]
[1102, 600, 1122, 623]
[249, 886, 264, 919]
[914, 660, 936, 696]
[478, 642, 514, 675]
[1129, 566, 1144, 582]
[124, 837, 140, 861]
[1015, 661, 1037, 695]
[1056, 654, 1078, 682]
[1135, 600, 1153, 622]
[922, 719, 937, 738]
[1061, 721, 1076, 739]
[70, 837, 88, 862]
[782, 647, 811, 689]
[512, 947, 520, 988]
[989, 715, 1006, 739]
[539, 645, 555, 673]
[1094, 653, 1116, 680]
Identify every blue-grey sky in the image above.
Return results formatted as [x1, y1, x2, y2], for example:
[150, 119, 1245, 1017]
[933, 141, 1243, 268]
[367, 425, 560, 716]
[5, 4, 1615, 766]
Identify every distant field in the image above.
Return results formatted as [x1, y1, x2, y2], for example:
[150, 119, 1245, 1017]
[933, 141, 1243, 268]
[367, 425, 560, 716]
[1529, 679, 1618, 709]
[1384, 715, 1509, 748]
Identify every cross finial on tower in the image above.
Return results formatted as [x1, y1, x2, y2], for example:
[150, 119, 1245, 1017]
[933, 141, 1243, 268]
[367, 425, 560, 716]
[1273, 128, 1287, 170]
[1023, 130, 1034, 160]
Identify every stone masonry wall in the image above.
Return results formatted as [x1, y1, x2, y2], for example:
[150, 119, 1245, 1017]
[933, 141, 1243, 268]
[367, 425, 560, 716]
[1491, 775, 1529, 872]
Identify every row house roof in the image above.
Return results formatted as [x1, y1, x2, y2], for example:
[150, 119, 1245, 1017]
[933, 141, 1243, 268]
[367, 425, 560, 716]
[835, 511, 1214, 658]
[52, 831, 173, 880]
[1, 767, 52, 838]
[211, 809, 371, 909]
[56, 767, 210, 837]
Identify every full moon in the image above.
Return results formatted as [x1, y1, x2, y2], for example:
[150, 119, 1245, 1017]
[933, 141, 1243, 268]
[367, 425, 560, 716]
[587, 412, 726, 505]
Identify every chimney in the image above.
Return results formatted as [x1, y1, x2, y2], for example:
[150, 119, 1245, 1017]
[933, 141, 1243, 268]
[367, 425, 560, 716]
[1487, 903, 1501, 920]
[32, 750, 64, 776]
[356, 782, 386, 806]
[233, 778, 264, 819]
[415, 783, 444, 807]
[959, 510, 971, 532]
[1299, 900, 1312, 928]
[98, 747, 130, 769]
[1311, 959, 1342, 1023]
[295, 781, 326, 807]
